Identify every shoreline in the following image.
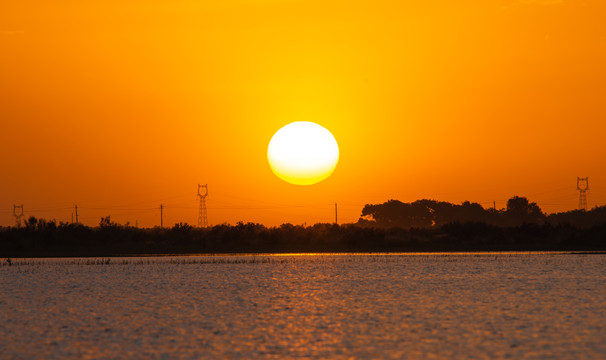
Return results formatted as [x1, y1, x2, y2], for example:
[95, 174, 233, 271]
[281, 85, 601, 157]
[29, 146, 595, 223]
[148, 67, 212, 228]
[4, 250, 606, 259]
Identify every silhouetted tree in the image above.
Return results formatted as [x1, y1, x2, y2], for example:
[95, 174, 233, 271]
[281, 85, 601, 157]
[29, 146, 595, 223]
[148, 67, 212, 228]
[360, 197, 547, 228]
[505, 196, 544, 226]
[172, 222, 192, 231]
[99, 216, 119, 228]
[361, 200, 433, 228]
[26, 216, 37, 229]
[547, 205, 606, 228]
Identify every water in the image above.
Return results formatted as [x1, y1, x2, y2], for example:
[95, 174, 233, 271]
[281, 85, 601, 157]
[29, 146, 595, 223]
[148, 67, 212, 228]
[1, 253, 605, 359]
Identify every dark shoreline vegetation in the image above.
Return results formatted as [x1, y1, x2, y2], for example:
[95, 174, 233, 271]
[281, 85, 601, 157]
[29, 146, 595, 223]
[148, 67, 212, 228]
[2, 196, 606, 257]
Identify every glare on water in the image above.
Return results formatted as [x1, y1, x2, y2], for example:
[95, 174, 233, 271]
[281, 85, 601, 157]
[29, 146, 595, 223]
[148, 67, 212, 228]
[1, 253, 605, 359]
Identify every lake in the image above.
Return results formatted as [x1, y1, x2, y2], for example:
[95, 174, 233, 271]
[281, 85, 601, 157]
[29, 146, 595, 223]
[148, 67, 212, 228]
[1, 253, 605, 359]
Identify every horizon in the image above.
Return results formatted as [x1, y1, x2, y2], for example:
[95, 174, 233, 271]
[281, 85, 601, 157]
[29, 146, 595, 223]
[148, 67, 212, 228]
[2, 192, 601, 229]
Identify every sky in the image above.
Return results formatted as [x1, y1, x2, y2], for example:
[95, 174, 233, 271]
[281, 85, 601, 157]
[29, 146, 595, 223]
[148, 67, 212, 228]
[1, 0, 606, 227]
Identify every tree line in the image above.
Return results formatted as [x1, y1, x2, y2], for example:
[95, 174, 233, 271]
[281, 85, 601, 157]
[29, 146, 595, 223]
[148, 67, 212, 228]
[358, 196, 606, 229]
[1, 196, 605, 256]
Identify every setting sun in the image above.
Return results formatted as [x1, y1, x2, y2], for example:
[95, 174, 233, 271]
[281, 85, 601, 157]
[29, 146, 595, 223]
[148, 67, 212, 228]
[267, 122, 339, 185]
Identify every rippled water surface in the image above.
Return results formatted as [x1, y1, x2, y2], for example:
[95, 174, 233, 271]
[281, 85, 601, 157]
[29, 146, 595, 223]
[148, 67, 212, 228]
[1, 253, 605, 359]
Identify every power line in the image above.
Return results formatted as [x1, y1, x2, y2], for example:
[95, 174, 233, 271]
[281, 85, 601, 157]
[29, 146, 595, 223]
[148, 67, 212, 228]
[5, 181, 602, 227]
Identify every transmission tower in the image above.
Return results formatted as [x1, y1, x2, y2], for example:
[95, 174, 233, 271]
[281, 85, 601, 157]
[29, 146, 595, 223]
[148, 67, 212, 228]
[198, 184, 209, 227]
[13, 204, 24, 228]
[577, 177, 589, 211]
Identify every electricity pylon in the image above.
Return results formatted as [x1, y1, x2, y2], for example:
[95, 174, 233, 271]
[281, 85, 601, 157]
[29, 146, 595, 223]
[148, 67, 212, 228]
[577, 177, 589, 211]
[13, 204, 24, 228]
[198, 184, 209, 227]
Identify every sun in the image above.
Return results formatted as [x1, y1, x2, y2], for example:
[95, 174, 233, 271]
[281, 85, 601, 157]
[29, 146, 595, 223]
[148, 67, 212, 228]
[268, 122, 339, 185]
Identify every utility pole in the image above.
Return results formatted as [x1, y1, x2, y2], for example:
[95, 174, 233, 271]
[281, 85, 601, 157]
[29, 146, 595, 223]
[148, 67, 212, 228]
[335, 202, 338, 225]
[74, 205, 78, 223]
[493, 200, 496, 211]
[160, 204, 164, 228]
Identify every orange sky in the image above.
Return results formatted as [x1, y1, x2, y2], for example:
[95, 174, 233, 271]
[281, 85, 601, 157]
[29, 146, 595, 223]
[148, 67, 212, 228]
[1, 0, 606, 227]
